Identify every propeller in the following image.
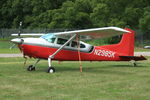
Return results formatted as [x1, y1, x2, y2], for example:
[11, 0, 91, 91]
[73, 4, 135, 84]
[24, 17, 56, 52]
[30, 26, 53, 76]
[10, 22, 27, 68]
[10, 21, 24, 49]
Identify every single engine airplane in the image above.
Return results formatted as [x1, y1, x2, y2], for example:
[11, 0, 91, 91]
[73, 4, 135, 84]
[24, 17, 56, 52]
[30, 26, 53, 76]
[11, 27, 147, 73]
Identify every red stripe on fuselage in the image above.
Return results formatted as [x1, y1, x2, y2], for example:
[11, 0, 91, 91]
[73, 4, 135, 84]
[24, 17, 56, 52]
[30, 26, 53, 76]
[20, 44, 121, 61]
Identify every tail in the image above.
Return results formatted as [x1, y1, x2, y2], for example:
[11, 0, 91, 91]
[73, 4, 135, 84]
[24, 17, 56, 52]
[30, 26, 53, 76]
[100, 28, 135, 56]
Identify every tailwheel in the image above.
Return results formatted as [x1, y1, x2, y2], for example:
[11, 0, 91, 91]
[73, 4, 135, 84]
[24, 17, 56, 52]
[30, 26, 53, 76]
[47, 67, 55, 73]
[133, 62, 137, 67]
[130, 60, 137, 67]
[27, 65, 35, 71]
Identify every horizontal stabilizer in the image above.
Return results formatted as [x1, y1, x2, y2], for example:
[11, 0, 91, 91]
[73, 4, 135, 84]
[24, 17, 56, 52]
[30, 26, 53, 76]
[119, 55, 147, 61]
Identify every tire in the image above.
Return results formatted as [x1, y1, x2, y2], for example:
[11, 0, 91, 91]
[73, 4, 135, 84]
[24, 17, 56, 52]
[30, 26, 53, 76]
[27, 65, 35, 71]
[47, 67, 55, 73]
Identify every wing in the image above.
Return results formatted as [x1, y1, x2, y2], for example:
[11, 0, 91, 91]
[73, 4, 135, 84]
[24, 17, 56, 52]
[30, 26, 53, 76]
[11, 33, 45, 36]
[54, 27, 130, 39]
[11, 27, 130, 39]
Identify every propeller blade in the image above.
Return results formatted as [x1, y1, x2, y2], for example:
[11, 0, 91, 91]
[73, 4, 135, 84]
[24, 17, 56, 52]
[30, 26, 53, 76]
[18, 33, 21, 38]
[9, 44, 16, 49]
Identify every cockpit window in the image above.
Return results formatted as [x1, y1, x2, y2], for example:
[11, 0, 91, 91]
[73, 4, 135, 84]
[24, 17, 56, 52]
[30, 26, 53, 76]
[57, 38, 69, 46]
[41, 34, 56, 43]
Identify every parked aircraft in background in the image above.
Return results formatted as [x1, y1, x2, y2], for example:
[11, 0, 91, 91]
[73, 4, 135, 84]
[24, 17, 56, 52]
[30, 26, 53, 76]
[144, 46, 150, 49]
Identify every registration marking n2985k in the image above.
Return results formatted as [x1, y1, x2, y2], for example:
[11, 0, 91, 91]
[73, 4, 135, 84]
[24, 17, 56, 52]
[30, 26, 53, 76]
[94, 49, 115, 58]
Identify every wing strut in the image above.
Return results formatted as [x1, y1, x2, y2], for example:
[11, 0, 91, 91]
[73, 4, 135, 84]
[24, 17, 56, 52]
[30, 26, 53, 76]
[76, 35, 82, 72]
[47, 34, 77, 73]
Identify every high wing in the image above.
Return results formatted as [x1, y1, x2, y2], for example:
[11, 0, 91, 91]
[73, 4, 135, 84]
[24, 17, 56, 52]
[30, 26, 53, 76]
[11, 27, 130, 39]
[11, 33, 45, 36]
[54, 27, 130, 39]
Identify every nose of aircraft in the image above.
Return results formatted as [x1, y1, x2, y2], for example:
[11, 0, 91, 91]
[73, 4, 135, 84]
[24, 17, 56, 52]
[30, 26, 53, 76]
[11, 38, 23, 44]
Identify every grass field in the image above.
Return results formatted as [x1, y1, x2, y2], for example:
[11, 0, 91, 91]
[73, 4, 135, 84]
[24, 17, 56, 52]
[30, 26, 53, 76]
[0, 57, 150, 100]
[0, 40, 20, 53]
[0, 40, 150, 53]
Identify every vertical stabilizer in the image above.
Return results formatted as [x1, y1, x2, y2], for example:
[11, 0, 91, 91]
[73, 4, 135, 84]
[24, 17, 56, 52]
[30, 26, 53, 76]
[100, 28, 135, 56]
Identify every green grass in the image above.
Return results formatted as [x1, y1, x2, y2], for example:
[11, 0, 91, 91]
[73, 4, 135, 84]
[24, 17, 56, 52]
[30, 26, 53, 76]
[134, 47, 150, 52]
[0, 57, 150, 100]
[0, 40, 20, 53]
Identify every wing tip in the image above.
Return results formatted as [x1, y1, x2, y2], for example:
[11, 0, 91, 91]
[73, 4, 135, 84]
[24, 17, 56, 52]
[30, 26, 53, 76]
[108, 26, 131, 33]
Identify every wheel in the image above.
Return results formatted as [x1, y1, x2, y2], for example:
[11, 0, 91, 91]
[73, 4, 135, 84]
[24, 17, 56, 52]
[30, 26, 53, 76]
[27, 65, 35, 71]
[133, 62, 137, 67]
[47, 67, 55, 73]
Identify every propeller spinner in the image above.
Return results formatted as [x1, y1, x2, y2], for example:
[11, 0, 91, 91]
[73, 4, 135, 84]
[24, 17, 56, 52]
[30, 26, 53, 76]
[11, 38, 24, 44]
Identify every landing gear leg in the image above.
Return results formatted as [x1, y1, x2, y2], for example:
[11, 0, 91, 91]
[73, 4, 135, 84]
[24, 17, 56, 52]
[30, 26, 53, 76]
[27, 59, 40, 71]
[47, 57, 55, 73]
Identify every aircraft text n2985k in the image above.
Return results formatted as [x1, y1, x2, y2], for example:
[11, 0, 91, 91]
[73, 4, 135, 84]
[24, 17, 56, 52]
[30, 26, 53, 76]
[94, 49, 116, 58]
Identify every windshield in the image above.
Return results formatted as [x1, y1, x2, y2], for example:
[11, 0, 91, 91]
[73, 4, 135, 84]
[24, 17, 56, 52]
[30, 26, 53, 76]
[40, 34, 56, 43]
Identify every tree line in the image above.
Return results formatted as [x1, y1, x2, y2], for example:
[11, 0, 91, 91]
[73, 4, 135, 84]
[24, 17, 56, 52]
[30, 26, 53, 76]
[0, 0, 150, 33]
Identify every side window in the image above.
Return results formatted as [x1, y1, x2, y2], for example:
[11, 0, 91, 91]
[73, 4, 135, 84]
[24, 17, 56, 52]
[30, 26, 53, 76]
[57, 38, 69, 46]
[71, 42, 86, 48]
[71, 41, 77, 48]
[80, 43, 85, 48]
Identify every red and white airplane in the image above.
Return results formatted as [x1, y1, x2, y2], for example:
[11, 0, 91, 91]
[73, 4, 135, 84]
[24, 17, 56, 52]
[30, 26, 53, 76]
[11, 27, 146, 73]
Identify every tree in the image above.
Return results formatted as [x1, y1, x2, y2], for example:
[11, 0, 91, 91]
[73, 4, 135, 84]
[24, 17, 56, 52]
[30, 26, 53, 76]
[0, 0, 150, 30]
[108, 18, 126, 28]
[123, 7, 142, 28]
[90, 3, 110, 27]
[139, 7, 150, 32]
